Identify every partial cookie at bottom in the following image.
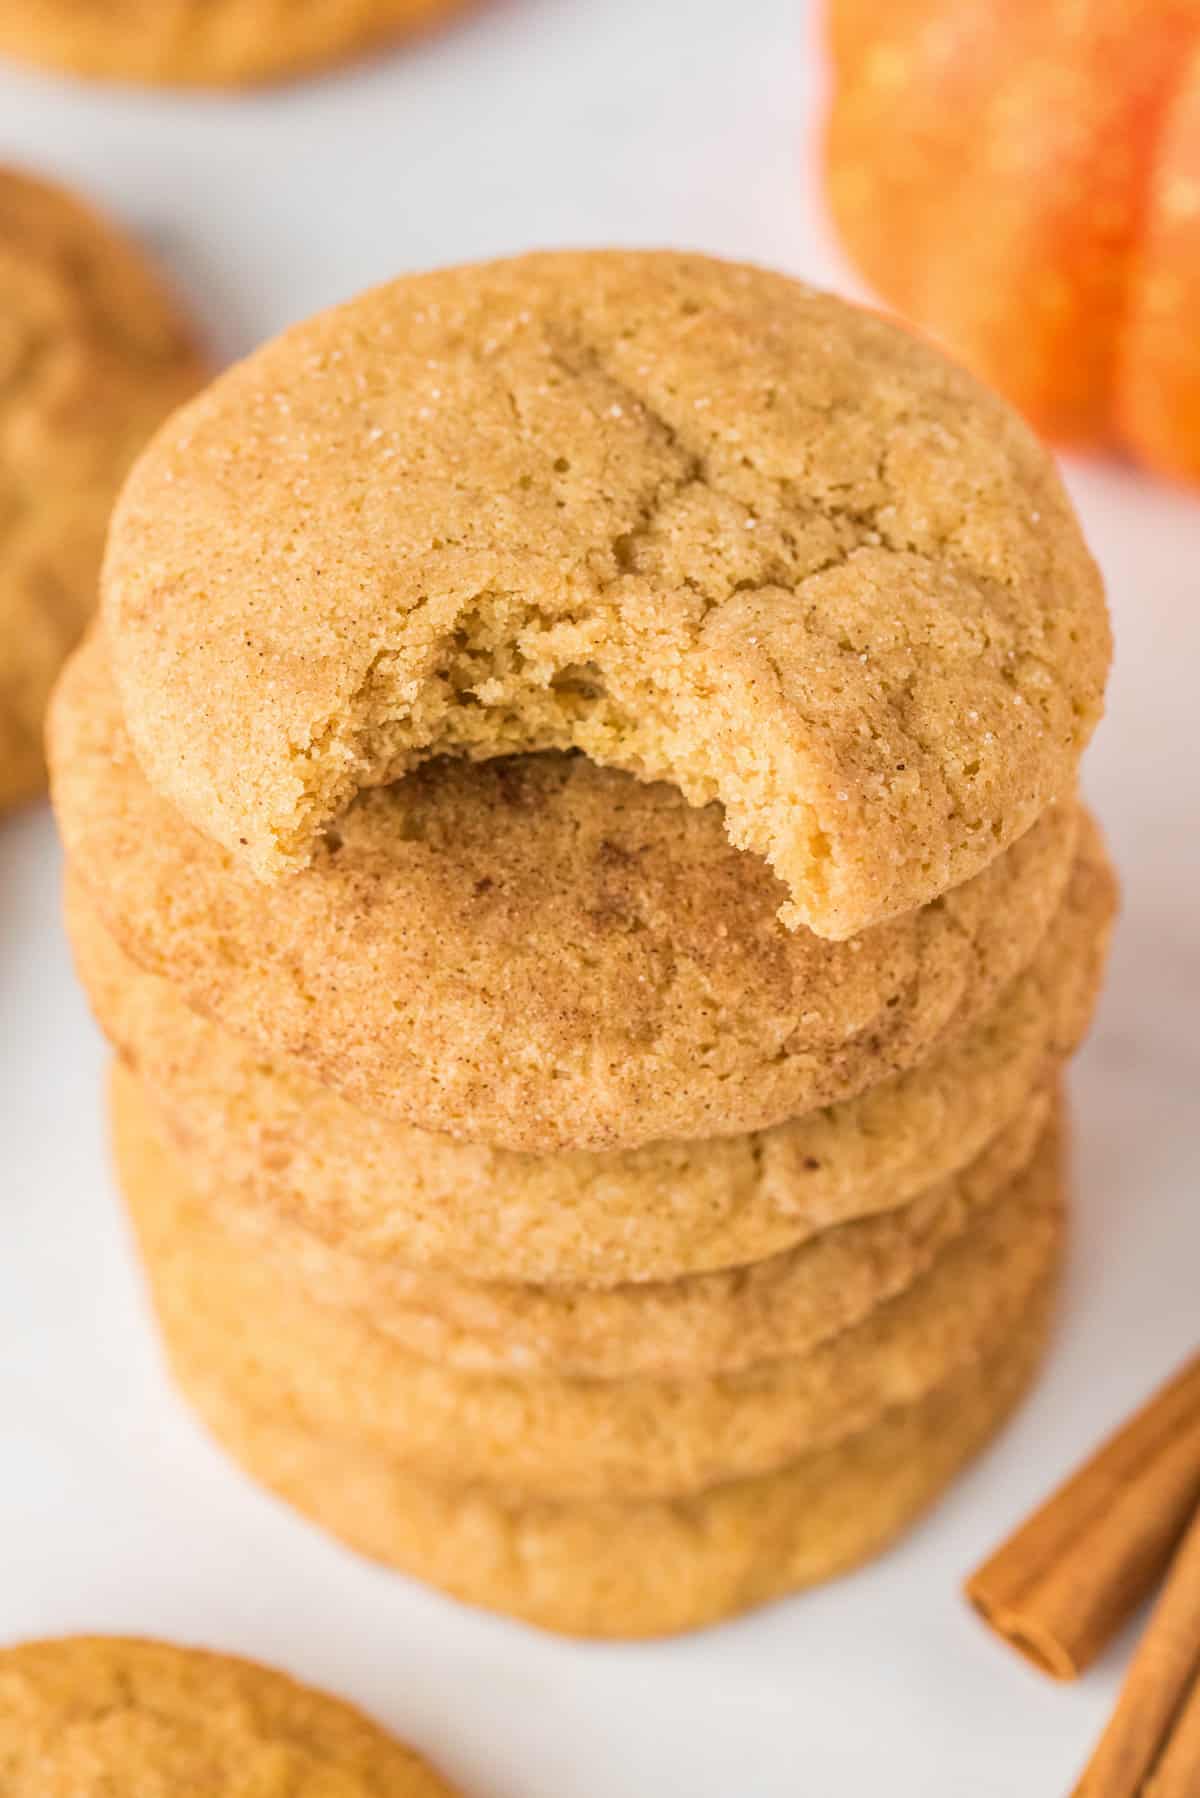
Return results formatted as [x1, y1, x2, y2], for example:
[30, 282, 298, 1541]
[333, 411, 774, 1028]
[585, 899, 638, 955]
[0, 1634, 458, 1793]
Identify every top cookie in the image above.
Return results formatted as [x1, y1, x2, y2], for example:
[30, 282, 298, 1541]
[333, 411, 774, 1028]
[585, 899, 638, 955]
[0, 166, 204, 812]
[103, 250, 1109, 938]
[0, 0, 467, 87]
[0, 1635, 457, 1794]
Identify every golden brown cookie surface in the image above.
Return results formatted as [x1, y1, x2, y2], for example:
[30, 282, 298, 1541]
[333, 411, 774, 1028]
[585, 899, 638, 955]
[113, 1066, 1065, 1499]
[0, 0, 468, 87]
[100, 250, 1109, 937]
[53, 636, 1079, 1151]
[110, 1053, 1049, 1377]
[0, 1635, 457, 1794]
[169, 1272, 1059, 1639]
[67, 816, 1114, 1286]
[0, 168, 203, 814]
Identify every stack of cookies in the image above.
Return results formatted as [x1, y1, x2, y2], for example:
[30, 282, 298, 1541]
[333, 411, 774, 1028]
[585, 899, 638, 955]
[49, 252, 1116, 1639]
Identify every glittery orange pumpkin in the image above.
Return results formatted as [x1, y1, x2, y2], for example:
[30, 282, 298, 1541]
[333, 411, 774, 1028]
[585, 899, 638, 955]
[825, 0, 1200, 485]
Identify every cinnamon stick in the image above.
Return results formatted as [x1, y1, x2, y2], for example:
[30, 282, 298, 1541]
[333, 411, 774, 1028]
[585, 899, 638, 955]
[965, 1351, 1200, 1679]
[1071, 1496, 1200, 1796]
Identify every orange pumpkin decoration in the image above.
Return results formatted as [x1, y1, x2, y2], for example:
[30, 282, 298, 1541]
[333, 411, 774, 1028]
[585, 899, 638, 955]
[825, 0, 1200, 485]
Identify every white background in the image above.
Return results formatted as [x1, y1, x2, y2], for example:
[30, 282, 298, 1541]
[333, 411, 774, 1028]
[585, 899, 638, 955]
[2, 2, 1198, 1792]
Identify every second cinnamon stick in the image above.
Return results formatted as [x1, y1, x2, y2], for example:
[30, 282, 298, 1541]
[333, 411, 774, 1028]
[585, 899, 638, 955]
[1071, 1495, 1200, 1795]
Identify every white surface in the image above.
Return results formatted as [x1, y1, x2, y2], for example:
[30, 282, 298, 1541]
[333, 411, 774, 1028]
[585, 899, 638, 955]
[1, 2, 1198, 1791]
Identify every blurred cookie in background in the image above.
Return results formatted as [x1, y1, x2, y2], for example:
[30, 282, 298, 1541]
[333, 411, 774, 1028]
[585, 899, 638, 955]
[0, 166, 204, 817]
[0, 0, 477, 87]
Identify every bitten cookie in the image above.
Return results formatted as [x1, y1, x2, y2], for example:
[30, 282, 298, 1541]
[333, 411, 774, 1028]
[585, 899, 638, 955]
[113, 1066, 1065, 1501]
[0, 167, 203, 814]
[163, 1269, 1060, 1639]
[0, 0, 469, 87]
[52, 636, 1079, 1151]
[100, 250, 1110, 938]
[67, 816, 1114, 1286]
[0, 1635, 458, 1793]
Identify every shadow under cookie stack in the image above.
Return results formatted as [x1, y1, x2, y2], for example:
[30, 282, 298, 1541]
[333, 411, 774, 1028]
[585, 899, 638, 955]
[49, 251, 1116, 1640]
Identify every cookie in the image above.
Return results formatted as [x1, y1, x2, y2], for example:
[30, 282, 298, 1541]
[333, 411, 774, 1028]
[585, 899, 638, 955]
[100, 251, 1109, 940]
[52, 636, 1079, 1151]
[165, 1273, 1058, 1639]
[0, 1634, 457, 1793]
[0, 0, 468, 88]
[0, 167, 204, 814]
[67, 816, 1114, 1287]
[112, 1055, 1049, 1378]
[113, 1065, 1065, 1500]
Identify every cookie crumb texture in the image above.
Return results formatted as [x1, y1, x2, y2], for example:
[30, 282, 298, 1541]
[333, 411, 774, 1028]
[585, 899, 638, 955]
[0, 166, 203, 812]
[51, 637, 1080, 1151]
[0, 0, 466, 87]
[103, 251, 1110, 938]
[0, 1635, 458, 1794]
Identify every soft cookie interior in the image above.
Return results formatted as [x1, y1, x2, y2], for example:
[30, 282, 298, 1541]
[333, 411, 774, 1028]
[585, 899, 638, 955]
[290, 540, 1087, 940]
